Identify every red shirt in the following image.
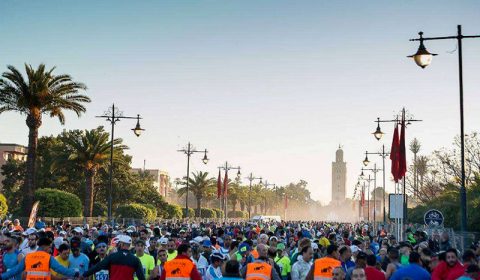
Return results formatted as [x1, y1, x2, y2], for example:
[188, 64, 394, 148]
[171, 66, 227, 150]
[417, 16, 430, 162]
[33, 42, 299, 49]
[432, 261, 464, 280]
[365, 266, 386, 280]
[160, 255, 202, 280]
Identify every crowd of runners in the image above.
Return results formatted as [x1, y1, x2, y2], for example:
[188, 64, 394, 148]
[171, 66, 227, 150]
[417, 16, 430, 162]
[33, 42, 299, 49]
[0, 218, 479, 280]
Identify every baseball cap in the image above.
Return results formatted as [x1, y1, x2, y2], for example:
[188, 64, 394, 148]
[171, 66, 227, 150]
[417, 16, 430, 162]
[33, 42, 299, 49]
[211, 252, 226, 261]
[117, 235, 132, 244]
[202, 240, 212, 247]
[276, 243, 286, 251]
[239, 243, 251, 253]
[23, 228, 37, 236]
[159, 237, 168, 245]
[54, 237, 64, 249]
[269, 236, 278, 242]
[73, 227, 84, 234]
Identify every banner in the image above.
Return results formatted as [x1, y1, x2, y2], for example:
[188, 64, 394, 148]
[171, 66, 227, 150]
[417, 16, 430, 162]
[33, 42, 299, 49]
[28, 201, 40, 228]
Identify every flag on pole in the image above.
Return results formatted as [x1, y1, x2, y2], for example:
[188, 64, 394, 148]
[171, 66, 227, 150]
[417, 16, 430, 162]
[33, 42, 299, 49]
[361, 189, 365, 206]
[390, 123, 400, 182]
[223, 169, 228, 197]
[217, 169, 222, 199]
[284, 194, 288, 209]
[398, 112, 407, 179]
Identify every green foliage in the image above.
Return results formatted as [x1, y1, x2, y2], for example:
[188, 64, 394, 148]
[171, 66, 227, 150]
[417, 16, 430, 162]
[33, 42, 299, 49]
[142, 204, 158, 220]
[199, 208, 216, 218]
[35, 188, 82, 217]
[182, 208, 195, 218]
[228, 210, 247, 218]
[0, 194, 8, 218]
[115, 203, 156, 222]
[212, 208, 224, 219]
[93, 202, 107, 217]
[164, 204, 182, 219]
[1, 159, 25, 213]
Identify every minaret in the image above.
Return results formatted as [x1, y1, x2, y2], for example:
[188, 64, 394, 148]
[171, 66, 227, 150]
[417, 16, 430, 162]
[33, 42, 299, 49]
[332, 146, 347, 203]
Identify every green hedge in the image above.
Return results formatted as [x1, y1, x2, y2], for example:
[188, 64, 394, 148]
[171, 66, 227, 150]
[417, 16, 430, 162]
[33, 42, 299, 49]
[182, 208, 195, 218]
[212, 208, 224, 218]
[164, 204, 182, 219]
[115, 203, 156, 222]
[199, 208, 216, 218]
[35, 188, 82, 217]
[228, 210, 247, 218]
[0, 194, 8, 218]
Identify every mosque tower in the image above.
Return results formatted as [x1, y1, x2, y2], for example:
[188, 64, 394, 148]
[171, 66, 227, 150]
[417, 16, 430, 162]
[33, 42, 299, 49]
[331, 146, 347, 204]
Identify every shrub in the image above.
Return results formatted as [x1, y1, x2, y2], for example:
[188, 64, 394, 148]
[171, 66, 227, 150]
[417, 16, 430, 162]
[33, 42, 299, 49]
[35, 188, 82, 217]
[200, 208, 216, 218]
[228, 210, 247, 218]
[182, 208, 195, 218]
[0, 194, 8, 218]
[92, 202, 107, 217]
[212, 208, 224, 219]
[142, 204, 158, 221]
[115, 203, 154, 222]
[164, 204, 182, 219]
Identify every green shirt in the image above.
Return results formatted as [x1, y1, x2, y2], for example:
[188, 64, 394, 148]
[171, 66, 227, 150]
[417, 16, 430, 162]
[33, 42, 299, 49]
[275, 255, 291, 277]
[135, 254, 155, 280]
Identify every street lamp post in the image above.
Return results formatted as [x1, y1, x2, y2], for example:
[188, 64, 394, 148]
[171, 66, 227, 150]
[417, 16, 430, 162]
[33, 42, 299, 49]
[246, 173, 262, 219]
[359, 174, 373, 222]
[363, 146, 390, 224]
[372, 109, 422, 221]
[96, 104, 144, 223]
[408, 25, 480, 234]
[361, 165, 381, 225]
[263, 181, 277, 215]
[177, 143, 209, 218]
[219, 162, 241, 219]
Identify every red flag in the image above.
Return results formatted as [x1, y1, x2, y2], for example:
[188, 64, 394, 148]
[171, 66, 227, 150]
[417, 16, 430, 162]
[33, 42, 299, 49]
[390, 124, 400, 182]
[217, 169, 222, 199]
[398, 113, 407, 179]
[223, 169, 228, 197]
[284, 194, 288, 209]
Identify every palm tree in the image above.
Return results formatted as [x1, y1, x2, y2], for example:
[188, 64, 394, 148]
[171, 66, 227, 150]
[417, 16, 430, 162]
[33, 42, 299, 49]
[177, 171, 215, 217]
[0, 64, 89, 212]
[53, 127, 127, 217]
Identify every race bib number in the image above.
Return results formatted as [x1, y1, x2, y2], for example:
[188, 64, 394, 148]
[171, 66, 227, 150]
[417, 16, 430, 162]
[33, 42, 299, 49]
[95, 270, 109, 280]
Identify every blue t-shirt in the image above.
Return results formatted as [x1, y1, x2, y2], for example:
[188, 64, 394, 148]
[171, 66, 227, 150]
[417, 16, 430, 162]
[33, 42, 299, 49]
[3, 250, 22, 280]
[68, 253, 90, 274]
[390, 263, 430, 280]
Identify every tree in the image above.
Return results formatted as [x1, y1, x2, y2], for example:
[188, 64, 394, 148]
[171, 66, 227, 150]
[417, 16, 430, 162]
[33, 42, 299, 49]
[0, 64, 89, 213]
[410, 138, 421, 197]
[0, 194, 8, 218]
[1, 159, 25, 213]
[53, 127, 127, 217]
[177, 171, 215, 217]
[35, 188, 82, 217]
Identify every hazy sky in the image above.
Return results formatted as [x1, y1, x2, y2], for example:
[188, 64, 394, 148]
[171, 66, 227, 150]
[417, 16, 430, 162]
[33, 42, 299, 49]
[1, 0, 479, 204]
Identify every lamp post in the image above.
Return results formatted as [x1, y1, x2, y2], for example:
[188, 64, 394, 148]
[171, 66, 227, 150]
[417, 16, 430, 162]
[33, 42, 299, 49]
[372, 109, 422, 221]
[359, 174, 373, 222]
[361, 165, 381, 226]
[219, 162, 241, 219]
[177, 143, 209, 218]
[246, 173, 262, 219]
[363, 147, 390, 224]
[96, 104, 144, 222]
[263, 181, 277, 215]
[408, 25, 480, 234]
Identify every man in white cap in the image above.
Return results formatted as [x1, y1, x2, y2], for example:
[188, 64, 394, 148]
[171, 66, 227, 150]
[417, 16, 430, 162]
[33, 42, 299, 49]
[20, 229, 38, 255]
[83, 235, 145, 280]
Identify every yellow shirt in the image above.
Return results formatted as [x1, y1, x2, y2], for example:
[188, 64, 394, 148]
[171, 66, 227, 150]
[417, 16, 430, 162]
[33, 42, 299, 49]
[52, 255, 69, 277]
[135, 254, 155, 280]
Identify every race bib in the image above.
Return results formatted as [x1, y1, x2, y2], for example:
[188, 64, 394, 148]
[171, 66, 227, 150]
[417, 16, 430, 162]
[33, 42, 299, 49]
[95, 270, 109, 280]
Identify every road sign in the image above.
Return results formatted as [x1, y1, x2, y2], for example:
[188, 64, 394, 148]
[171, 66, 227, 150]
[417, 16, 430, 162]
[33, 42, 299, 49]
[389, 194, 404, 219]
[424, 209, 444, 227]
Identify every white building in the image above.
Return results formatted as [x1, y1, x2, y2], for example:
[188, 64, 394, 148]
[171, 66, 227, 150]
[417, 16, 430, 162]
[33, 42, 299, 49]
[0, 143, 27, 190]
[131, 168, 171, 198]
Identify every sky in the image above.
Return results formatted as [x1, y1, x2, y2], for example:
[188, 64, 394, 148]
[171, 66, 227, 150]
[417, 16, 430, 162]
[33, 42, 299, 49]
[1, 0, 479, 204]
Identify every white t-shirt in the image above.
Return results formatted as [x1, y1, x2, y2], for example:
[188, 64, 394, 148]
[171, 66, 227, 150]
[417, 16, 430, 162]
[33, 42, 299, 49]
[205, 265, 222, 280]
[191, 254, 209, 279]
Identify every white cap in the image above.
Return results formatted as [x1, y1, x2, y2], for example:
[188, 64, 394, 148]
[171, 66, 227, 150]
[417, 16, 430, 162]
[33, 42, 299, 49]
[73, 227, 84, 234]
[117, 235, 132, 244]
[59, 231, 67, 236]
[23, 228, 37, 236]
[350, 245, 360, 254]
[159, 237, 168, 245]
[54, 237, 64, 249]
[311, 242, 319, 250]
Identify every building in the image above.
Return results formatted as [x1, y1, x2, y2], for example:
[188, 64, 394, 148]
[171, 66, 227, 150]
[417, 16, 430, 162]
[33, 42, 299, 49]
[131, 168, 171, 198]
[331, 146, 347, 204]
[0, 143, 28, 190]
